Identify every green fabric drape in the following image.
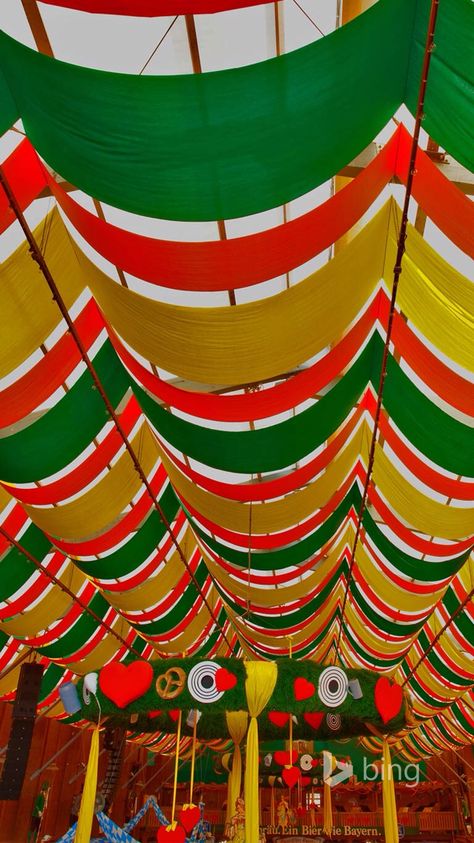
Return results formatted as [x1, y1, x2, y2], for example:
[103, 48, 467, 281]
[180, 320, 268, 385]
[35, 592, 110, 658]
[137, 336, 380, 475]
[76, 488, 179, 578]
[137, 331, 474, 477]
[122, 561, 209, 636]
[192, 487, 360, 571]
[0, 0, 471, 220]
[0, 341, 129, 483]
[0, 0, 412, 220]
[405, 0, 474, 174]
[0, 525, 51, 603]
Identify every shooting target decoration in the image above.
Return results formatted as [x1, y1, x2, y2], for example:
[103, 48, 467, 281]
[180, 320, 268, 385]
[299, 753, 313, 772]
[318, 666, 348, 707]
[326, 713, 342, 731]
[187, 661, 225, 704]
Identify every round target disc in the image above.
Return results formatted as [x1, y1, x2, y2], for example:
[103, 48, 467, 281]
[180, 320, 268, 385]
[300, 753, 313, 772]
[187, 661, 224, 704]
[326, 713, 342, 731]
[318, 666, 348, 708]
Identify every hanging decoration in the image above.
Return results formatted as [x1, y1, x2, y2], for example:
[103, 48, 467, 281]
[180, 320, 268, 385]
[74, 726, 100, 843]
[63, 658, 409, 739]
[382, 740, 399, 843]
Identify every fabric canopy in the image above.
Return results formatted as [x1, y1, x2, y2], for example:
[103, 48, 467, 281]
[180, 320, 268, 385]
[0, 0, 472, 769]
[0, 0, 472, 219]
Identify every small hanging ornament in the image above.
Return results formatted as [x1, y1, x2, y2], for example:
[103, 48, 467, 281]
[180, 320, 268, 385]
[157, 822, 186, 843]
[178, 805, 200, 833]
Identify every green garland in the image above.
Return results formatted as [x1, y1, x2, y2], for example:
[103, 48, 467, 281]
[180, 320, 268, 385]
[68, 657, 409, 741]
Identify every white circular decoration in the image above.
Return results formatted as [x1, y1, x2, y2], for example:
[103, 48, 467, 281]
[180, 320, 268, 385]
[318, 667, 348, 707]
[326, 713, 342, 731]
[300, 753, 313, 772]
[187, 661, 224, 704]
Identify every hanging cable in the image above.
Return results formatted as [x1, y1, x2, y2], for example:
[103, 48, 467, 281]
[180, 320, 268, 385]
[0, 165, 235, 656]
[0, 524, 148, 661]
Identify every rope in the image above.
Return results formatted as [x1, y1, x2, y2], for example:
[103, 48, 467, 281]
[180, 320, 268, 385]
[334, 0, 441, 662]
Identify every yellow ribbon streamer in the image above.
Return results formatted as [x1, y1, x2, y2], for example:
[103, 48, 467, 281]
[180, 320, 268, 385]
[189, 708, 198, 805]
[382, 739, 399, 843]
[74, 725, 99, 843]
[322, 751, 333, 837]
[244, 661, 277, 843]
[171, 710, 182, 825]
[225, 711, 248, 826]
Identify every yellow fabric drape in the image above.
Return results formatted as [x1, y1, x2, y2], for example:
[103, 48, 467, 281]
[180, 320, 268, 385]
[201, 529, 349, 608]
[355, 542, 446, 614]
[225, 711, 248, 825]
[0, 210, 83, 377]
[371, 442, 474, 540]
[382, 740, 399, 843]
[2, 201, 471, 387]
[222, 751, 233, 827]
[160, 428, 363, 534]
[227, 599, 341, 650]
[322, 751, 333, 836]
[105, 531, 196, 611]
[24, 424, 158, 541]
[0, 565, 85, 637]
[244, 661, 278, 843]
[74, 725, 99, 843]
[81, 206, 387, 386]
[389, 204, 474, 373]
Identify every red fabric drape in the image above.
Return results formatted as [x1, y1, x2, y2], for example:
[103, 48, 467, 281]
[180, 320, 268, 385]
[46, 462, 168, 554]
[0, 299, 103, 429]
[2, 128, 471, 293]
[394, 126, 474, 258]
[113, 297, 378, 422]
[2, 397, 141, 505]
[38, 0, 274, 14]
[183, 468, 360, 549]
[46, 131, 397, 290]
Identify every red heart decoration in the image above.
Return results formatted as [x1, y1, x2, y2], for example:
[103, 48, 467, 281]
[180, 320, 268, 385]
[274, 750, 298, 766]
[301, 776, 311, 786]
[99, 661, 153, 709]
[304, 712, 324, 729]
[268, 711, 290, 727]
[148, 710, 162, 719]
[282, 766, 301, 788]
[215, 667, 237, 692]
[169, 709, 180, 722]
[311, 758, 320, 768]
[157, 825, 186, 843]
[178, 805, 201, 833]
[294, 677, 315, 701]
[375, 677, 403, 724]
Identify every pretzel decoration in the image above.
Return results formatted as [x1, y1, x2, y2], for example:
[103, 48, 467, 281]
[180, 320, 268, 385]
[156, 667, 186, 700]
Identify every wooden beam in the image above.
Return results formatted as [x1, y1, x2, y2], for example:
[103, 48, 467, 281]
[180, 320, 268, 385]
[92, 198, 129, 287]
[20, 0, 53, 57]
[415, 137, 440, 233]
